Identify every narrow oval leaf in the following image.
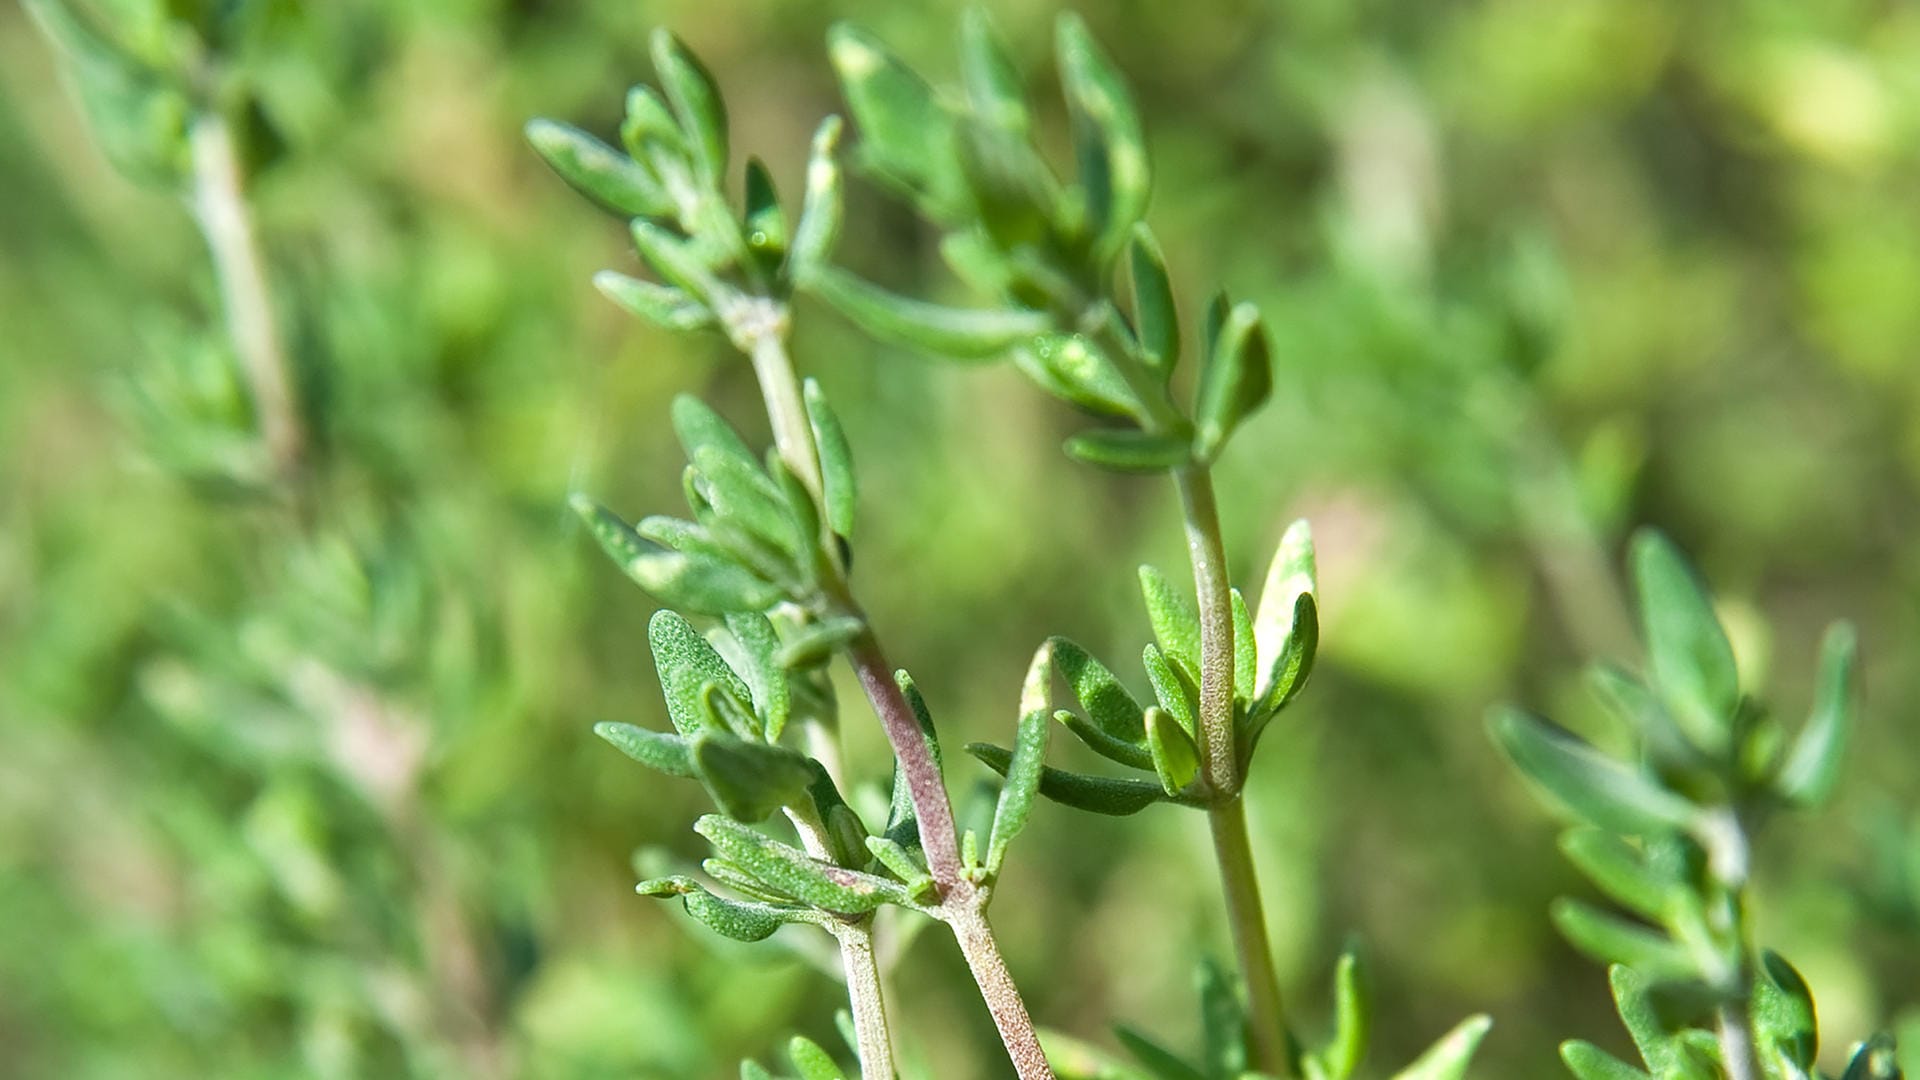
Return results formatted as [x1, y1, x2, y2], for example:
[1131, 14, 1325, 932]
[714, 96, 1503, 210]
[594, 721, 696, 778]
[1193, 301, 1272, 461]
[1754, 950, 1817, 1071]
[803, 379, 858, 541]
[1197, 957, 1248, 1079]
[651, 609, 754, 737]
[722, 612, 790, 740]
[1056, 12, 1148, 260]
[1390, 1015, 1492, 1080]
[1314, 944, 1371, 1080]
[649, 29, 728, 183]
[1557, 828, 1673, 922]
[1114, 1026, 1207, 1080]
[789, 116, 845, 281]
[1550, 899, 1692, 978]
[1231, 588, 1257, 709]
[525, 118, 672, 218]
[1607, 964, 1691, 1074]
[1013, 333, 1141, 418]
[691, 731, 816, 823]
[673, 395, 758, 478]
[695, 814, 905, 914]
[1063, 428, 1190, 472]
[1488, 709, 1703, 836]
[863, 836, 936, 901]
[1051, 637, 1146, 744]
[826, 23, 962, 215]
[594, 270, 715, 331]
[960, 9, 1029, 135]
[967, 744, 1171, 816]
[681, 889, 797, 942]
[1055, 709, 1153, 771]
[631, 220, 727, 304]
[573, 495, 782, 613]
[1588, 663, 1699, 770]
[1248, 593, 1319, 737]
[987, 702, 1052, 878]
[787, 1036, 846, 1080]
[743, 157, 787, 262]
[1631, 530, 1740, 756]
[1139, 564, 1202, 683]
[621, 83, 686, 162]
[695, 444, 803, 558]
[806, 265, 1050, 360]
[776, 615, 866, 670]
[1774, 621, 1858, 808]
[1146, 706, 1199, 795]
[1253, 519, 1317, 687]
[1560, 1042, 1653, 1080]
[1143, 642, 1198, 738]
[1128, 225, 1179, 379]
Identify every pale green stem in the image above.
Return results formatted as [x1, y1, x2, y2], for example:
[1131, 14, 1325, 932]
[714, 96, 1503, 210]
[1208, 796, 1291, 1075]
[789, 801, 898, 1080]
[188, 109, 304, 480]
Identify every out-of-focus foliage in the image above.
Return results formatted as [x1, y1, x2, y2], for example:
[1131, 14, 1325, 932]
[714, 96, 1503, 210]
[3, 0, 1919, 1077]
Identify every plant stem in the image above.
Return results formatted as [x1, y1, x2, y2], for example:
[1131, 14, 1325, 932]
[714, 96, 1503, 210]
[841, 629, 965, 885]
[188, 109, 304, 481]
[1171, 463, 1294, 1077]
[1717, 1003, 1758, 1080]
[832, 921, 899, 1079]
[1208, 796, 1291, 1074]
[948, 905, 1054, 1080]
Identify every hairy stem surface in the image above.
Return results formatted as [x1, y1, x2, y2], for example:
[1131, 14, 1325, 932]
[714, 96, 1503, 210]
[834, 922, 897, 1079]
[188, 110, 304, 480]
[949, 906, 1052, 1080]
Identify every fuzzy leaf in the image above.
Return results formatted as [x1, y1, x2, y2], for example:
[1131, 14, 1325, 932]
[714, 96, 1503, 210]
[1051, 637, 1147, 744]
[1607, 965, 1690, 1075]
[691, 731, 816, 823]
[1254, 521, 1316, 684]
[968, 745, 1171, 816]
[620, 84, 686, 161]
[1631, 530, 1739, 756]
[863, 836, 935, 900]
[1390, 1015, 1492, 1080]
[1143, 643, 1197, 739]
[803, 379, 858, 540]
[594, 721, 696, 778]
[1753, 950, 1817, 1071]
[1775, 621, 1858, 807]
[630, 219, 727, 303]
[1056, 709, 1153, 771]
[987, 676, 1053, 877]
[885, 672, 945, 849]
[1560, 1042, 1652, 1080]
[1128, 225, 1179, 381]
[1064, 428, 1191, 472]
[789, 116, 845, 279]
[827, 23, 962, 215]
[525, 119, 672, 217]
[1230, 588, 1258, 709]
[723, 613, 791, 740]
[1247, 593, 1318, 743]
[574, 496, 780, 613]
[695, 815, 906, 914]
[1552, 901, 1691, 978]
[1489, 709, 1703, 836]
[681, 889, 798, 942]
[1056, 12, 1148, 261]
[1139, 565, 1202, 684]
[594, 270, 715, 331]
[808, 266, 1049, 360]
[787, 1036, 845, 1080]
[1145, 706, 1199, 795]
[776, 616, 866, 670]
[651, 610, 753, 737]
[695, 444, 802, 558]
[649, 29, 728, 183]
[1193, 301, 1272, 461]
[1014, 333, 1141, 418]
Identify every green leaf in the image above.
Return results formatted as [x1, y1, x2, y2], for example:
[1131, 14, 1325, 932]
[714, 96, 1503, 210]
[621, 84, 687, 163]
[885, 671, 945, 849]
[1055, 709, 1152, 771]
[776, 616, 866, 670]
[649, 29, 729, 184]
[953, 115, 1060, 251]
[1550, 900, 1692, 978]
[1754, 950, 1817, 1071]
[967, 745, 1172, 816]
[788, 1036, 846, 1080]
[691, 732, 816, 823]
[1014, 333, 1141, 418]
[594, 270, 715, 331]
[631, 220, 727, 304]
[1557, 828, 1672, 922]
[807, 266, 1050, 360]
[1588, 664, 1698, 770]
[740, 1061, 777, 1080]
[1231, 588, 1258, 710]
[1056, 12, 1149, 261]
[987, 653, 1054, 877]
[743, 157, 787, 261]
[1488, 709, 1703, 836]
[863, 836, 935, 900]
[573, 496, 781, 613]
[594, 721, 696, 778]
[1128, 226, 1179, 381]
[1051, 637, 1147, 745]
[1246, 593, 1318, 745]
[1193, 301, 1272, 461]
[789, 117, 846, 281]
[525, 119, 672, 218]
[1630, 530, 1739, 756]
[1197, 957, 1248, 1079]
[669, 393, 761, 481]
[721, 613, 791, 740]
[1146, 706, 1199, 795]
[1063, 428, 1190, 472]
[1139, 564, 1202, 684]
[1114, 1026, 1207, 1080]
[1390, 1015, 1492, 1080]
[1560, 1042, 1652, 1080]
[681, 889, 801, 942]
[695, 815, 906, 914]
[1775, 621, 1858, 807]
[1254, 520, 1316, 685]
[1316, 945, 1370, 1080]
[695, 444, 803, 558]
[701, 857, 799, 904]
[1142, 643, 1197, 739]
[827, 23, 962, 216]
[1838, 1034, 1900, 1080]
[1607, 965, 1689, 1075]
[960, 9, 1029, 136]
[651, 610, 753, 737]
[803, 378, 858, 541]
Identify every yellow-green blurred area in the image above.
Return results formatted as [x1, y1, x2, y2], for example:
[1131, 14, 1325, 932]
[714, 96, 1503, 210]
[4, 0, 1919, 1077]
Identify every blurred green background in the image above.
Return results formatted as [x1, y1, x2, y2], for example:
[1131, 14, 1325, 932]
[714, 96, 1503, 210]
[4, 0, 1919, 1077]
